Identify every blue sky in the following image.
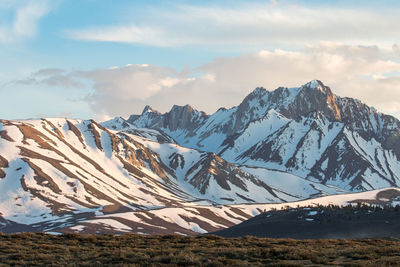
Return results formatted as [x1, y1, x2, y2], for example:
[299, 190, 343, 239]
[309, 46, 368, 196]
[1, 0, 400, 120]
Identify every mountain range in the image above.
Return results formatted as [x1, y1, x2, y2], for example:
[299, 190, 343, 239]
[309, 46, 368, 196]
[1, 80, 400, 234]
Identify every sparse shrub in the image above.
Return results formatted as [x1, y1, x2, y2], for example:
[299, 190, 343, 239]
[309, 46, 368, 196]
[0, 233, 400, 266]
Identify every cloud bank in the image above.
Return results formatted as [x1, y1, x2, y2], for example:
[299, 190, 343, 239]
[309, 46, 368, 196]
[14, 43, 400, 120]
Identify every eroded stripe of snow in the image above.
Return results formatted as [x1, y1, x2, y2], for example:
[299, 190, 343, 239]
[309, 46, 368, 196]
[88, 219, 132, 231]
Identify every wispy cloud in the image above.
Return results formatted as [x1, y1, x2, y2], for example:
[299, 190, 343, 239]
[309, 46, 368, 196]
[65, 25, 168, 46]
[12, 42, 400, 119]
[64, 2, 400, 48]
[13, 68, 83, 88]
[0, 0, 51, 43]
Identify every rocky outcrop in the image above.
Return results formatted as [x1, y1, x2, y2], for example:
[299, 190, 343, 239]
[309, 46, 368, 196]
[0, 155, 8, 178]
[128, 104, 208, 135]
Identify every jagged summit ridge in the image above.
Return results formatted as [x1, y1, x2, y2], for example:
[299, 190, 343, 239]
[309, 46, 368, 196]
[128, 80, 342, 128]
[127, 103, 208, 135]
[124, 80, 400, 191]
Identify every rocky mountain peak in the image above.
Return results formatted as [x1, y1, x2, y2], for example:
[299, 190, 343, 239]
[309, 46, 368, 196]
[170, 104, 194, 114]
[142, 105, 159, 115]
[165, 104, 208, 132]
[303, 79, 326, 92]
[233, 80, 341, 125]
[300, 80, 335, 99]
[277, 80, 341, 121]
[250, 87, 267, 96]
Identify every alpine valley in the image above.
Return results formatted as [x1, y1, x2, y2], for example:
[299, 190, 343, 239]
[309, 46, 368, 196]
[1, 80, 400, 235]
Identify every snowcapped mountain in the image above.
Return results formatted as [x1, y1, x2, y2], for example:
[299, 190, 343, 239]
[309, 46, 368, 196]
[1, 80, 400, 234]
[0, 116, 341, 234]
[126, 80, 400, 192]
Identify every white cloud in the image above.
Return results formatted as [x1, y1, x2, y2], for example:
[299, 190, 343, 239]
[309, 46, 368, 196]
[13, 43, 400, 120]
[65, 25, 168, 46]
[64, 3, 400, 48]
[77, 64, 182, 101]
[192, 43, 400, 115]
[0, 0, 50, 43]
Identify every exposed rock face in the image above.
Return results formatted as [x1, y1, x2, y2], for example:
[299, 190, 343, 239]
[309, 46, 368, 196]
[281, 80, 341, 121]
[0, 155, 8, 178]
[128, 104, 208, 136]
[336, 97, 400, 157]
[184, 152, 277, 199]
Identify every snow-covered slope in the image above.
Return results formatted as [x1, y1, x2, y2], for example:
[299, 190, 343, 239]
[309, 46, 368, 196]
[42, 188, 400, 235]
[0, 116, 344, 234]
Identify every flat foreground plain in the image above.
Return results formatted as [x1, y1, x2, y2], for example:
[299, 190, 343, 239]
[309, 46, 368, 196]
[0, 233, 400, 266]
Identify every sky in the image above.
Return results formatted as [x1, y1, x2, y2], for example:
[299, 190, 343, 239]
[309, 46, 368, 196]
[1, 0, 400, 121]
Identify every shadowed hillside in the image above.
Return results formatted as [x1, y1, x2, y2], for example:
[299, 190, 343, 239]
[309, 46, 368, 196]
[213, 204, 400, 239]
